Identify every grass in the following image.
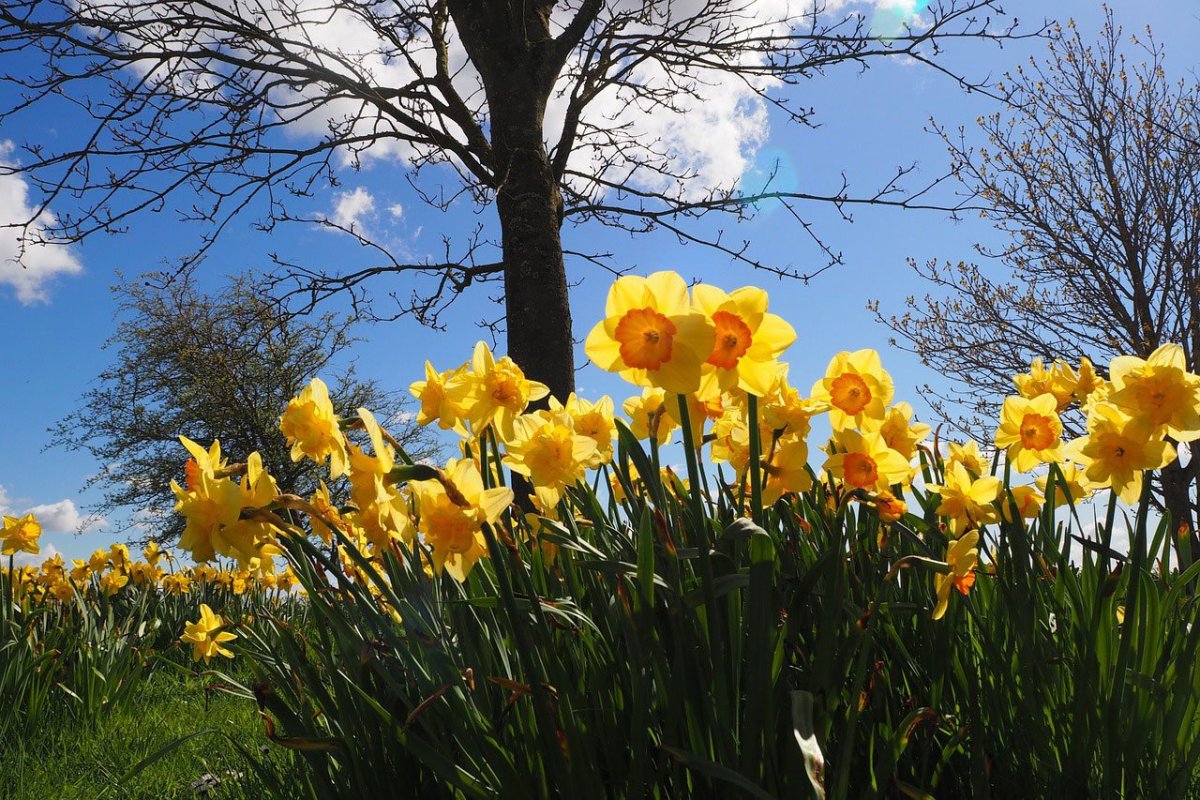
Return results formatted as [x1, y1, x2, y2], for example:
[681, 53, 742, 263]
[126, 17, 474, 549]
[2, 665, 297, 799]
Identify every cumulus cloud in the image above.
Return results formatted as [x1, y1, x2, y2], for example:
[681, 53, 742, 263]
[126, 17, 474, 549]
[13, 544, 58, 569]
[0, 141, 83, 304]
[99, 0, 932, 208]
[0, 483, 105, 536]
[25, 498, 104, 535]
[327, 187, 376, 233]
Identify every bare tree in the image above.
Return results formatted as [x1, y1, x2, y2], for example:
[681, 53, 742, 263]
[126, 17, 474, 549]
[877, 11, 1200, 540]
[0, 0, 1033, 399]
[49, 268, 440, 544]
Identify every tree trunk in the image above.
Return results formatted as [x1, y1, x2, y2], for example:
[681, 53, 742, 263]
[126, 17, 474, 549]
[493, 136, 574, 402]
[1161, 451, 1199, 568]
[448, 1, 575, 403]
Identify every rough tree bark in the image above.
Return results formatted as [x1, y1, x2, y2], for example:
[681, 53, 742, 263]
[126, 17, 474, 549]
[451, 0, 576, 400]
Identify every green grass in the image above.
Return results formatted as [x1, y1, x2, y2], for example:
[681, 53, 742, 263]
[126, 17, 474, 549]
[2, 666, 297, 799]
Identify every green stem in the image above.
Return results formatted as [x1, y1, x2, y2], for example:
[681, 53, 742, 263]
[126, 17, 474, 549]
[676, 394, 734, 763]
[748, 395, 764, 526]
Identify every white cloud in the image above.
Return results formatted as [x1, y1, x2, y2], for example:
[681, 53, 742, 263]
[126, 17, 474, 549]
[0, 141, 83, 304]
[25, 498, 104, 535]
[327, 187, 376, 233]
[0, 483, 105, 537]
[386, 204, 404, 219]
[96, 0, 933, 211]
[13, 543, 57, 569]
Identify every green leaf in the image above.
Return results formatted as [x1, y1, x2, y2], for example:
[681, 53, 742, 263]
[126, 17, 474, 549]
[660, 745, 778, 800]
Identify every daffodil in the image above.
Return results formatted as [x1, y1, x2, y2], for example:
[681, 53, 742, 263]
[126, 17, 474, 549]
[994, 394, 1064, 472]
[1015, 358, 1077, 410]
[181, 603, 237, 663]
[552, 394, 616, 467]
[280, 378, 350, 478]
[1073, 357, 1104, 404]
[1, 513, 41, 557]
[863, 402, 931, 460]
[1108, 343, 1200, 442]
[1065, 403, 1175, 503]
[762, 438, 812, 504]
[623, 388, 679, 446]
[873, 491, 907, 523]
[999, 484, 1043, 523]
[690, 283, 795, 398]
[759, 371, 827, 440]
[1035, 462, 1093, 507]
[100, 569, 129, 596]
[172, 454, 243, 563]
[811, 349, 894, 431]
[927, 462, 1001, 536]
[585, 271, 716, 395]
[409, 361, 471, 433]
[505, 409, 598, 510]
[932, 530, 980, 620]
[824, 430, 912, 492]
[945, 440, 989, 477]
[410, 459, 513, 581]
[462, 341, 549, 440]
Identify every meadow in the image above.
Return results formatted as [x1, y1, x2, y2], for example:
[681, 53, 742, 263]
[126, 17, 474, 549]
[5, 271, 1200, 798]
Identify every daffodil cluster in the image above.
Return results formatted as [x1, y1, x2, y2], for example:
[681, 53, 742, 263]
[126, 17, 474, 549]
[155, 270, 1200, 626]
[4, 537, 300, 604]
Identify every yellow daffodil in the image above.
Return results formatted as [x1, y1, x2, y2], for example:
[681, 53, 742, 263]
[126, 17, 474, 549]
[759, 371, 827, 440]
[709, 404, 770, 474]
[100, 569, 129, 596]
[552, 394, 616, 467]
[1035, 463, 1093, 507]
[999, 484, 1044, 523]
[308, 481, 343, 545]
[280, 377, 350, 478]
[811, 349, 894, 431]
[505, 409, 598, 511]
[1015, 358, 1076, 410]
[462, 341, 549, 440]
[70, 559, 92, 584]
[585, 271, 716, 395]
[172, 454, 243, 564]
[873, 491, 907, 523]
[1065, 403, 1175, 503]
[762, 438, 812, 504]
[1, 513, 41, 556]
[87, 548, 109, 572]
[1108, 343, 1200, 442]
[927, 462, 1001, 536]
[162, 573, 191, 596]
[181, 603, 237, 663]
[691, 284, 795, 398]
[623, 388, 679, 446]
[945, 440, 989, 477]
[863, 402, 931, 461]
[409, 361, 471, 433]
[994, 394, 1064, 473]
[1073, 357, 1104, 404]
[932, 530, 980, 620]
[411, 459, 513, 581]
[824, 430, 912, 492]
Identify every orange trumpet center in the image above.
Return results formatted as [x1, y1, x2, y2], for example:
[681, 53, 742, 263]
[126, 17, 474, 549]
[842, 452, 879, 489]
[1019, 413, 1056, 451]
[706, 310, 753, 370]
[614, 307, 676, 370]
[830, 373, 872, 416]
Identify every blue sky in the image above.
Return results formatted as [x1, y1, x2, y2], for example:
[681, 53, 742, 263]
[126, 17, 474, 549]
[1, 0, 1196, 563]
